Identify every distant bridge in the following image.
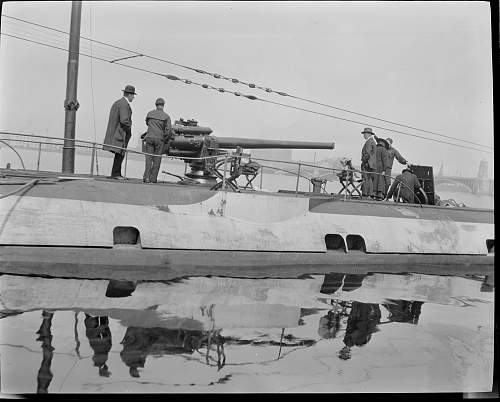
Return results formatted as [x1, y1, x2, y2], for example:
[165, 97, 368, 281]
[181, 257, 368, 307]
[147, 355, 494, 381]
[435, 176, 494, 195]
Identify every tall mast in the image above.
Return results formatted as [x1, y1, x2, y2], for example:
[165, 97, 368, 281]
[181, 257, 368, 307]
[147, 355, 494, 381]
[62, 1, 82, 173]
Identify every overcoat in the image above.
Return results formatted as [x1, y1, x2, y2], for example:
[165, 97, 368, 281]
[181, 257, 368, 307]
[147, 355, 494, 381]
[373, 143, 390, 197]
[361, 136, 376, 170]
[386, 146, 407, 169]
[103, 97, 132, 156]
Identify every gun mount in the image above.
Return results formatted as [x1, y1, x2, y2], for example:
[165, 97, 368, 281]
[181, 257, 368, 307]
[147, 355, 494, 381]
[165, 118, 335, 188]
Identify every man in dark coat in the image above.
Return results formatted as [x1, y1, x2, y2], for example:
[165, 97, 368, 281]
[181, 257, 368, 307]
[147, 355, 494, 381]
[373, 137, 390, 200]
[384, 138, 407, 193]
[142, 97, 172, 183]
[385, 165, 422, 204]
[103, 85, 137, 179]
[360, 127, 377, 197]
[338, 302, 381, 360]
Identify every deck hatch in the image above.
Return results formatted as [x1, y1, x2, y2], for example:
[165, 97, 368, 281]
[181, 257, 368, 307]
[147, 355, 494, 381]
[113, 226, 141, 245]
[325, 234, 346, 252]
[346, 235, 366, 252]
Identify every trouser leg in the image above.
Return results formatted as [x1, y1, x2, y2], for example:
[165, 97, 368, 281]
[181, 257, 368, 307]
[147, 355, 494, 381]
[150, 155, 162, 183]
[361, 167, 374, 197]
[143, 140, 155, 182]
[149, 139, 163, 183]
[111, 153, 124, 177]
[385, 168, 392, 193]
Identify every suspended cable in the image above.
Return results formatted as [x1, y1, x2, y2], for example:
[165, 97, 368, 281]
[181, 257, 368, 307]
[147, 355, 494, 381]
[0, 31, 493, 155]
[1, 13, 493, 150]
[255, 99, 493, 154]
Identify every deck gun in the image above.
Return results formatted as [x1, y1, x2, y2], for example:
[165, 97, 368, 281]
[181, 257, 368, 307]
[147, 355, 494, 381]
[165, 118, 335, 188]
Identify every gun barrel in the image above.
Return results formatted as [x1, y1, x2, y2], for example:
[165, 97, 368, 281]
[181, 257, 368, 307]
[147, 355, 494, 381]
[215, 137, 334, 150]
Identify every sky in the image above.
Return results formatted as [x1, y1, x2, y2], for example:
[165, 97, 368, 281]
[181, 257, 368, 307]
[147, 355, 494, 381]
[0, 1, 494, 178]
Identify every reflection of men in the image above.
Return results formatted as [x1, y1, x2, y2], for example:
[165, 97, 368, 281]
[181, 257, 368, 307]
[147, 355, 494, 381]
[382, 300, 423, 324]
[338, 302, 381, 360]
[142, 97, 172, 183]
[385, 165, 422, 204]
[120, 327, 204, 378]
[84, 314, 112, 377]
[360, 128, 377, 197]
[318, 310, 341, 339]
[385, 138, 407, 192]
[103, 85, 137, 179]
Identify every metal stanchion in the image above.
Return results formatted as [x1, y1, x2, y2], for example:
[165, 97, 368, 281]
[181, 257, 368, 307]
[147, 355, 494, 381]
[90, 143, 95, 175]
[123, 151, 128, 178]
[295, 163, 301, 194]
[222, 154, 228, 191]
[36, 142, 42, 171]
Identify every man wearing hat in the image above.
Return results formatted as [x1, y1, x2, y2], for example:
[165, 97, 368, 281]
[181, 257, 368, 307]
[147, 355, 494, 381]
[385, 164, 423, 204]
[360, 127, 377, 197]
[103, 85, 137, 179]
[384, 137, 407, 193]
[142, 97, 172, 183]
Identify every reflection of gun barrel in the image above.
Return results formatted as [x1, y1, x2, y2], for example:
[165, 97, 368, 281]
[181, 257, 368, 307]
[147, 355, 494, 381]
[215, 137, 335, 150]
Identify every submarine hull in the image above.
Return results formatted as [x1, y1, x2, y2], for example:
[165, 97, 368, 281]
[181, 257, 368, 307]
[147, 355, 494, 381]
[0, 171, 494, 279]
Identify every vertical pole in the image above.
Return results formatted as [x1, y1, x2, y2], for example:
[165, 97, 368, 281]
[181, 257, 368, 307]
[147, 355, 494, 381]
[62, 1, 82, 173]
[123, 151, 128, 178]
[90, 143, 95, 175]
[277, 328, 285, 360]
[295, 163, 301, 193]
[260, 166, 264, 189]
[36, 142, 42, 171]
[222, 154, 228, 191]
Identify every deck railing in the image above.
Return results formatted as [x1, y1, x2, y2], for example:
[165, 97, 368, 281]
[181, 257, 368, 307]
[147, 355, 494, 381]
[0, 131, 422, 205]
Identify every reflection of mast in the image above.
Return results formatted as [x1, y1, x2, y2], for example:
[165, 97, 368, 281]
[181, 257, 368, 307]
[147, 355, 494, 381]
[36, 311, 54, 393]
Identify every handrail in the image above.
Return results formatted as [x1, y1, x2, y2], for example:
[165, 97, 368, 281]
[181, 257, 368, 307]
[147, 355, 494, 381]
[251, 156, 422, 206]
[0, 132, 226, 162]
[0, 139, 26, 169]
[0, 131, 423, 205]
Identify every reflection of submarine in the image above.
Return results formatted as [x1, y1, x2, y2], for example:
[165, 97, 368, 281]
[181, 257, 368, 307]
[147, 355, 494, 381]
[0, 275, 326, 320]
[320, 273, 493, 306]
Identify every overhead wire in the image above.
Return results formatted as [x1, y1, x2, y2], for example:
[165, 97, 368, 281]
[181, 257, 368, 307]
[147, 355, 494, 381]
[1, 13, 493, 151]
[0, 30, 493, 155]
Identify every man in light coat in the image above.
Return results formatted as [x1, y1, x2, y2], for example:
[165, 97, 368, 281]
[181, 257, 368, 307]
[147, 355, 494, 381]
[103, 85, 137, 179]
[384, 137, 407, 193]
[360, 127, 377, 197]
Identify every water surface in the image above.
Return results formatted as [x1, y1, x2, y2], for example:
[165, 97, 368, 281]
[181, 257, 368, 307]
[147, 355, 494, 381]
[0, 270, 494, 393]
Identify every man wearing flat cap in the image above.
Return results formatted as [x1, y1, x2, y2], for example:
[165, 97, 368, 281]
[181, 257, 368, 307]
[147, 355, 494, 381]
[142, 97, 172, 183]
[103, 85, 137, 179]
[360, 127, 377, 197]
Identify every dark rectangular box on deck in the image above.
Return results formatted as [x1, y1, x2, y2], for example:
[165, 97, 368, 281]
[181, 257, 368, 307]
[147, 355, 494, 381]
[412, 165, 435, 205]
